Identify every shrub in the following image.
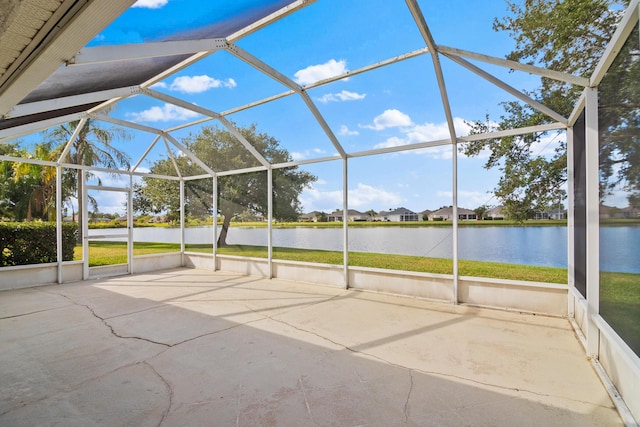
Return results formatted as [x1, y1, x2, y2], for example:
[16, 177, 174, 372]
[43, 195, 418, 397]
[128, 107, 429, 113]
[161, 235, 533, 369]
[0, 222, 78, 267]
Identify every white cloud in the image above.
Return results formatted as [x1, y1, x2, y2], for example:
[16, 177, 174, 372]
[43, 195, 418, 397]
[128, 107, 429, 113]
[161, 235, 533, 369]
[132, 0, 168, 9]
[349, 183, 403, 208]
[372, 117, 475, 159]
[339, 125, 359, 136]
[317, 90, 366, 103]
[300, 182, 402, 212]
[436, 190, 493, 209]
[294, 59, 348, 85]
[299, 187, 343, 212]
[127, 103, 200, 122]
[361, 109, 413, 131]
[151, 82, 167, 89]
[290, 148, 327, 161]
[169, 75, 236, 93]
[531, 131, 566, 157]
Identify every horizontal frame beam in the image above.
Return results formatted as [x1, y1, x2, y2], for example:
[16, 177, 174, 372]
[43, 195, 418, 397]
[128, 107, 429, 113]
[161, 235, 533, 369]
[438, 45, 589, 87]
[69, 38, 227, 65]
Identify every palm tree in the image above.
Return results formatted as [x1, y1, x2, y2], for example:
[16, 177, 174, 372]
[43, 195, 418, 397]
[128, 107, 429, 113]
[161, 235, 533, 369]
[47, 119, 131, 240]
[11, 142, 58, 221]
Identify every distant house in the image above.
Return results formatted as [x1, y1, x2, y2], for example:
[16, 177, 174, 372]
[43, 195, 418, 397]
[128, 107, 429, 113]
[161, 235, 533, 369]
[327, 209, 368, 222]
[621, 206, 640, 218]
[485, 206, 505, 220]
[599, 205, 640, 219]
[374, 210, 390, 221]
[419, 209, 432, 221]
[387, 207, 419, 222]
[534, 208, 566, 220]
[428, 207, 476, 221]
[549, 208, 567, 220]
[299, 211, 323, 222]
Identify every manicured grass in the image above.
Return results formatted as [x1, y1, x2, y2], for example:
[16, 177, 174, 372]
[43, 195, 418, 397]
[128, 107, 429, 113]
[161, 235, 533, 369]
[190, 244, 568, 283]
[76, 241, 568, 283]
[74, 241, 182, 266]
[600, 271, 640, 357]
[225, 220, 569, 228]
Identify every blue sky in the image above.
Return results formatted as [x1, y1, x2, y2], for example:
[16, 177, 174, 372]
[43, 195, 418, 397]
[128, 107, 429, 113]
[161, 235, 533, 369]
[59, 0, 570, 215]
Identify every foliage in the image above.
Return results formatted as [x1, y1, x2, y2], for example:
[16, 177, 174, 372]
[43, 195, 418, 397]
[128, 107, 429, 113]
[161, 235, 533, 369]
[0, 118, 131, 230]
[463, 0, 629, 219]
[0, 143, 62, 222]
[597, 22, 640, 203]
[473, 204, 490, 219]
[134, 124, 316, 246]
[0, 222, 77, 266]
[46, 119, 131, 239]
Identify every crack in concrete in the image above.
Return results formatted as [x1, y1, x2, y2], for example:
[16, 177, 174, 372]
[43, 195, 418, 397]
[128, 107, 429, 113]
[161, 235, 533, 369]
[29, 283, 616, 417]
[144, 361, 173, 427]
[42, 289, 271, 352]
[403, 370, 414, 423]
[55, 293, 172, 348]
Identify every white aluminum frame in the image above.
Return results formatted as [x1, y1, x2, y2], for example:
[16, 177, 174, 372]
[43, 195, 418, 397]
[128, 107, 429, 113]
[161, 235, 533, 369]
[1, 1, 639, 420]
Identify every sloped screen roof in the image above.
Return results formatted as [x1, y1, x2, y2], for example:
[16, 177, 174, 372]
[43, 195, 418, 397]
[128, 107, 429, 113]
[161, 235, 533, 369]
[1, 0, 295, 131]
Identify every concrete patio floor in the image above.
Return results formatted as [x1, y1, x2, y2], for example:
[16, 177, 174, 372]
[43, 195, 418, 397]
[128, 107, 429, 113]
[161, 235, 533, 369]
[0, 268, 623, 426]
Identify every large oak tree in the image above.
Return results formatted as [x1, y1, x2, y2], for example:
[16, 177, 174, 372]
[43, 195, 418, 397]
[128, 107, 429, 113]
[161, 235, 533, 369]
[134, 124, 316, 247]
[463, 0, 633, 220]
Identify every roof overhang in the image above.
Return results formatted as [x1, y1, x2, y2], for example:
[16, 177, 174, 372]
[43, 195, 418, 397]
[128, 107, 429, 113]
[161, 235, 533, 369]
[0, 0, 136, 117]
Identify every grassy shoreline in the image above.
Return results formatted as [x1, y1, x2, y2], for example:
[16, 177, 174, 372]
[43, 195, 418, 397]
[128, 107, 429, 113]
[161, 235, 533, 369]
[76, 241, 568, 283]
[90, 219, 571, 229]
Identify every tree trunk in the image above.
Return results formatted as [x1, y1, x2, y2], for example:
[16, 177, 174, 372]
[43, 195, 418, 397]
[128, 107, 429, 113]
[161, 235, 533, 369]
[217, 213, 231, 248]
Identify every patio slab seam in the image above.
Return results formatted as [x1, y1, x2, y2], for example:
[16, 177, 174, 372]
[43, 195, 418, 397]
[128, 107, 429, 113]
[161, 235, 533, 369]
[0, 304, 74, 320]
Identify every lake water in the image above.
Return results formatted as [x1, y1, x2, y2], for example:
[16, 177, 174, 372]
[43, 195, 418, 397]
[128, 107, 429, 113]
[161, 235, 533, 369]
[90, 225, 640, 273]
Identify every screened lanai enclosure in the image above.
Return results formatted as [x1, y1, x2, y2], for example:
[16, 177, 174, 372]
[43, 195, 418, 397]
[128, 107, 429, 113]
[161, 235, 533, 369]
[0, 0, 639, 424]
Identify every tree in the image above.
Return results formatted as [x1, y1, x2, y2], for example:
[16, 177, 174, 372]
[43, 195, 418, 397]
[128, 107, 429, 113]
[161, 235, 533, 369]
[473, 204, 490, 220]
[0, 143, 33, 220]
[462, 0, 630, 220]
[135, 124, 316, 247]
[47, 119, 131, 240]
[0, 142, 66, 222]
[11, 142, 58, 221]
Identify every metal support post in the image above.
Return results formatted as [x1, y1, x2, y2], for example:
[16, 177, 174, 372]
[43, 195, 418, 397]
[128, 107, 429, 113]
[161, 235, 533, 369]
[343, 158, 349, 289]
[212, 176, 217, 270]
[267, 168, 273, 279]
[180, 179, 185, 266]
[128, 174, 134, 275]
[82, 171, 89, 280]
[566, 127, 576, 317]
[585, 87, 600, 358]
[452, 140, 459, 304]
[56, 166, 63, 284]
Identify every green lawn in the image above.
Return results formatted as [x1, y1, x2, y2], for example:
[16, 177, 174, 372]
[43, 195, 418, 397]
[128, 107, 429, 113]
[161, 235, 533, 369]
[76, 241, 567, 283]
[600, 271, 640, 357]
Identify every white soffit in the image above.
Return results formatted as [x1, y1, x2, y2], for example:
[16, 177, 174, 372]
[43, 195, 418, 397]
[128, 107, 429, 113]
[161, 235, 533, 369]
[0, 0, 136, 116]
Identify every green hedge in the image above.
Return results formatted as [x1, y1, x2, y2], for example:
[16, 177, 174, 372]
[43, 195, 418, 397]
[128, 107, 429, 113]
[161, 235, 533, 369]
[0, 222, 78, 267]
